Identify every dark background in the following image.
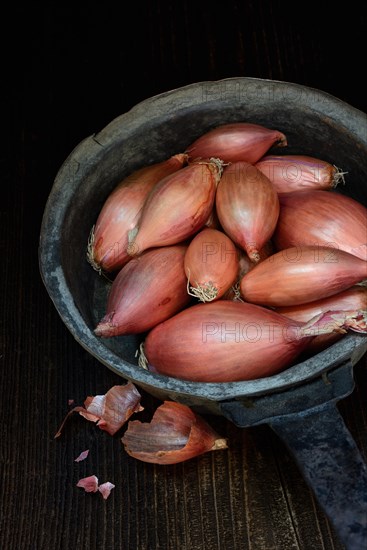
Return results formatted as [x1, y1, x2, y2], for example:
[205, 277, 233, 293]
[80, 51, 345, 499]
[2, 3, 367, 549]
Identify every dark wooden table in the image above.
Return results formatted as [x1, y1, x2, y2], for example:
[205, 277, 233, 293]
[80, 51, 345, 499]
[2, 4, 367, 549]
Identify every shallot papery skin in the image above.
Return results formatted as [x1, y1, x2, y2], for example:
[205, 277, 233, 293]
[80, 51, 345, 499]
[98, 482, 115, 500]
[255, 154, 345, 193]
[184, 228, 239, 302]
[54, 382, 143, 438]
[273, 190, 367, 261]
[74, 449, 89, 462]
[121, 401, 227, 464]
[95, 245, 191, 337]
[186, 122, 287, 164]
[274, 285, 367, 323]
[79, 383, 143, 435]
[240, 246, 367, 307]
[77, 475, 99, 493]
[216, 161, 280, 263]
[127, 159, 222, 257]
[87, 153, 187, 273]
[142, 301, 366, 383]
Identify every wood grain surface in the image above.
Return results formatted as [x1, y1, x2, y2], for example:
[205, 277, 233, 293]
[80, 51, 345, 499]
[1, 3, 367, 549]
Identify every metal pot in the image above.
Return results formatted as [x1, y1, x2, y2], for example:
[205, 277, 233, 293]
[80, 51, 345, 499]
[39, 77, 367, 550]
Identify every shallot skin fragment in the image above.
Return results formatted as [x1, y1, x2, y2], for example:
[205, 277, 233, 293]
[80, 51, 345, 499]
[76, 475, 99, 493]
[98, 482, 115, 500]
[121, 401, 227, 464]
[79, 383, 143, 435]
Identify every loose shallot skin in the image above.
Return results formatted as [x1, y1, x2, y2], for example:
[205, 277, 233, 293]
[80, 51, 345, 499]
[121, 401, 227, 464]
[255, 154, 344, 193]
[240, 246, 367, 307]
[95, 245, 191, 337]
[216, 161, 280, 263]
[88, 153, 187, 273]
[143, 301, 310, 382]
[186, 122, 287, 164]
[274, 189, 367, 261]
[127, 160, 222, 257]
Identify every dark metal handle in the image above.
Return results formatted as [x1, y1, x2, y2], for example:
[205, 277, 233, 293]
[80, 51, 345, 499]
[270, 403, 367, 550]
[218, 363, 367, 549]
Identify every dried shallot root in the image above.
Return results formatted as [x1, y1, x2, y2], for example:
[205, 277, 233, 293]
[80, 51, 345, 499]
[87, 153, 187, 274]
[54, 382, 143, 438]
[121, 401, 228, 464]
[185, 122, 287, 164]
[255, 154, 347, 193]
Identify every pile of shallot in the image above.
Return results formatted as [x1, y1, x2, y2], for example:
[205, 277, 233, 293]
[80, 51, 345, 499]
[88, 121, 367, 384]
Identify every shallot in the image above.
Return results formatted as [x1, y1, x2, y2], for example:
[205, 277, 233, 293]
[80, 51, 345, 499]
[186, 122, 287, 164]
[239, 246, 367, 307]
[95, 245, 191, 337]
[127, 159, 222, 257]
[184, 228, 239, 302]
[87, 153, 187, 273]
[121, 401, 227, 464]
[255, 154, 346, 193]
[216, 161, 279, 262]
[275, 285, 367, 355]
[274, 190, 367, 261]
[140, 301, 366, 382]
[274, 285, 367, 323]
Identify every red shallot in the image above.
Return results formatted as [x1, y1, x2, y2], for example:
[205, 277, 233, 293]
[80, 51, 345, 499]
[184, 228, 239, 302]
[275, 285, 367, 355]
[240, 246, 367, 307]
[274, 190, 367, 261]
[274, 285, 367, 323]
[255, 155, 346, 193]
[121, 401, 228, 464]
[87, 153, 187, 273]
[127, 159, 222, 257]
[139, 301, 366, 382]
[216, 161, 279, 263]
[186, 122, 287, 164]
[95, 245, 191, 337]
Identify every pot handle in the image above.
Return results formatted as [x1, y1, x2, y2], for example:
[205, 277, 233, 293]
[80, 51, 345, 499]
[269, 402, 367, 550]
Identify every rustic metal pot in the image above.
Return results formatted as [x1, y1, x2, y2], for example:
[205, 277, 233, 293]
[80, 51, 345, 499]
[39, 77, 367, 550]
